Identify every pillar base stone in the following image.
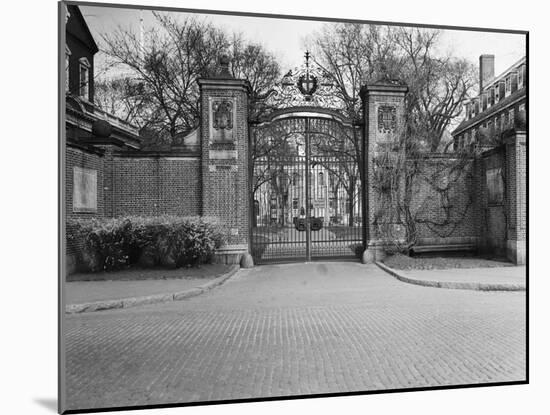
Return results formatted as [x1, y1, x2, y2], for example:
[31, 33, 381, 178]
[240, 252, 254, 268]
[506, 240, 526, 265]
[214, 245, 248, 265]
[362, 244, 387, 264]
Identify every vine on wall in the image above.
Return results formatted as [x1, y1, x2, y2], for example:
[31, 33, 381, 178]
[371, 126, 474, 254]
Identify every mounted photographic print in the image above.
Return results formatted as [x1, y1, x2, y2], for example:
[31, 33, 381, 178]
[59, 1, 528, 413]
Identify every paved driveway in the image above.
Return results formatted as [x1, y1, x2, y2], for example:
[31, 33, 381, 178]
[64, 263, 526, 411]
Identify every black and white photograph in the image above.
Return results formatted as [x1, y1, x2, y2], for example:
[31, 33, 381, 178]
[58, 0, 527, 413]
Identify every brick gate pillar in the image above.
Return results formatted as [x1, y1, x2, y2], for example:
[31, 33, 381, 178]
[360, 79, 408, 263]
[504, 130, 527, 264]
[198, 55, 253, 266]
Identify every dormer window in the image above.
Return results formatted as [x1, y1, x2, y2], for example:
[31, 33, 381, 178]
[505, 75, 512, 97]
[79, 57, 90, 100]
[518, 65, 524, 89]
[65, 46, 71, 92]
[494, 84, 500, 103]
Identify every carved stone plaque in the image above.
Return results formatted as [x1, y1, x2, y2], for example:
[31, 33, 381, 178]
[378, 105, 397, 133]
[210, 98, 235, 143]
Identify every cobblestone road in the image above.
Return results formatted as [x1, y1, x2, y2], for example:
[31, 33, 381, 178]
[64, 263, 526, 411]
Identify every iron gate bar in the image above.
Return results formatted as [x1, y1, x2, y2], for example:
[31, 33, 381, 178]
[250, 115, 364, 264]
[305, 117, 311, 262]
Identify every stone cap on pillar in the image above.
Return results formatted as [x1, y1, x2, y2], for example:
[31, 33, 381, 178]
[503, 129, 527, 146]
[197, 53, 251, 93]
[360, 79, 408, 97]
[360, 66, 408, 97]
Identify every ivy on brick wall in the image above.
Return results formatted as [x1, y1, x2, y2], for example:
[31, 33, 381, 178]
[371, 125, 474, 253]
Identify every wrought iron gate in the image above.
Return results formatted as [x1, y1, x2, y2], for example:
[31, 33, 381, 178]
[250, 117, 364, 263]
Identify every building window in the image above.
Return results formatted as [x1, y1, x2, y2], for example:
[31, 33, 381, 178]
[79, 57, 91, 100]
[519, 103, 526, 113]
[518, 66, 524, 88]
[495, 84, 500, 102]
[65, 46, 71, 92]
[505, 75, 511, 96]
[509, 109, 515, 127]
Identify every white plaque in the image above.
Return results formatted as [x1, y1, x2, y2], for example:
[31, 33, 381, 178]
[73, 166, 97, 212]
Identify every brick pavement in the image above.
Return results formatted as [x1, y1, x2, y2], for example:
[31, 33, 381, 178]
[64, 262, 526, 411]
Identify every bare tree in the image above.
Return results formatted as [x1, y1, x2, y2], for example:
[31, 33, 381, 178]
[311, 24, 477, 152]
[392, 28, 477, 151]
[94, 77, 151, 128]
[100, 12, 280, 144]
[101, 13, 225, 141]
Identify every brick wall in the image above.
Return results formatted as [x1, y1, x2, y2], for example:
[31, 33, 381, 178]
[477, 149, 508, 254]
[473, 135, 527, 263]
[65, 144, 105, 272]
[411, 156, 478, 244]
[113, 156, 201, 216]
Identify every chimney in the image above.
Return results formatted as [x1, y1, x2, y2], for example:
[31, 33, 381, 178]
[479, 54, 495, 91]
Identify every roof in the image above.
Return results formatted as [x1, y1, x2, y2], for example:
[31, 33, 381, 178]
[66, 4, 99, 54]
[481, 56, 526, 92]
[452, 87, 526, 136]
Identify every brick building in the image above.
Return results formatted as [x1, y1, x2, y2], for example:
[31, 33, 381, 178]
[452, 55, 526, 151]
[451, 54, 527, 264]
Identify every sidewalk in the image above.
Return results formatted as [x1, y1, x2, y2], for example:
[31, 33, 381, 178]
[65, 265, 240, 314]
[376, 262, 526, 291]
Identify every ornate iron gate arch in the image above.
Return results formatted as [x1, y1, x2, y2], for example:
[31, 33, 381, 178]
[248, 52, 367, 264]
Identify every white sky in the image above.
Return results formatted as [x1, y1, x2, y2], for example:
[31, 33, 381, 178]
[81, 5, 526, 79]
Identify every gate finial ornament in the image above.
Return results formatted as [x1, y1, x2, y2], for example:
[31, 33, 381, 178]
[217, 52, 233, 78]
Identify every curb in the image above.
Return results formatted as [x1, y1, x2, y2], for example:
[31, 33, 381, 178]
[66, 265, 241, 314]
[375, 261, 525, 292]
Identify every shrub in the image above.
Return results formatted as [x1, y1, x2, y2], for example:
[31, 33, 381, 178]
[67, 216, 228, 272]
[67, 217, 135, 272]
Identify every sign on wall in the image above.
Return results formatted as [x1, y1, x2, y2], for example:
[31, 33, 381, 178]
[487, 167, 504, 205]
[73, 166, 97, 212]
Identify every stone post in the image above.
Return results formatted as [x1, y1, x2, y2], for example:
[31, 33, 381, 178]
[360, 78, 408, 263]
[504, 130, 526, 264]
[198, 55, 252, 266]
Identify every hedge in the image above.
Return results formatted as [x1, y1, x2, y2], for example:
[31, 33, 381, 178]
[67, 216, 228, 272]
